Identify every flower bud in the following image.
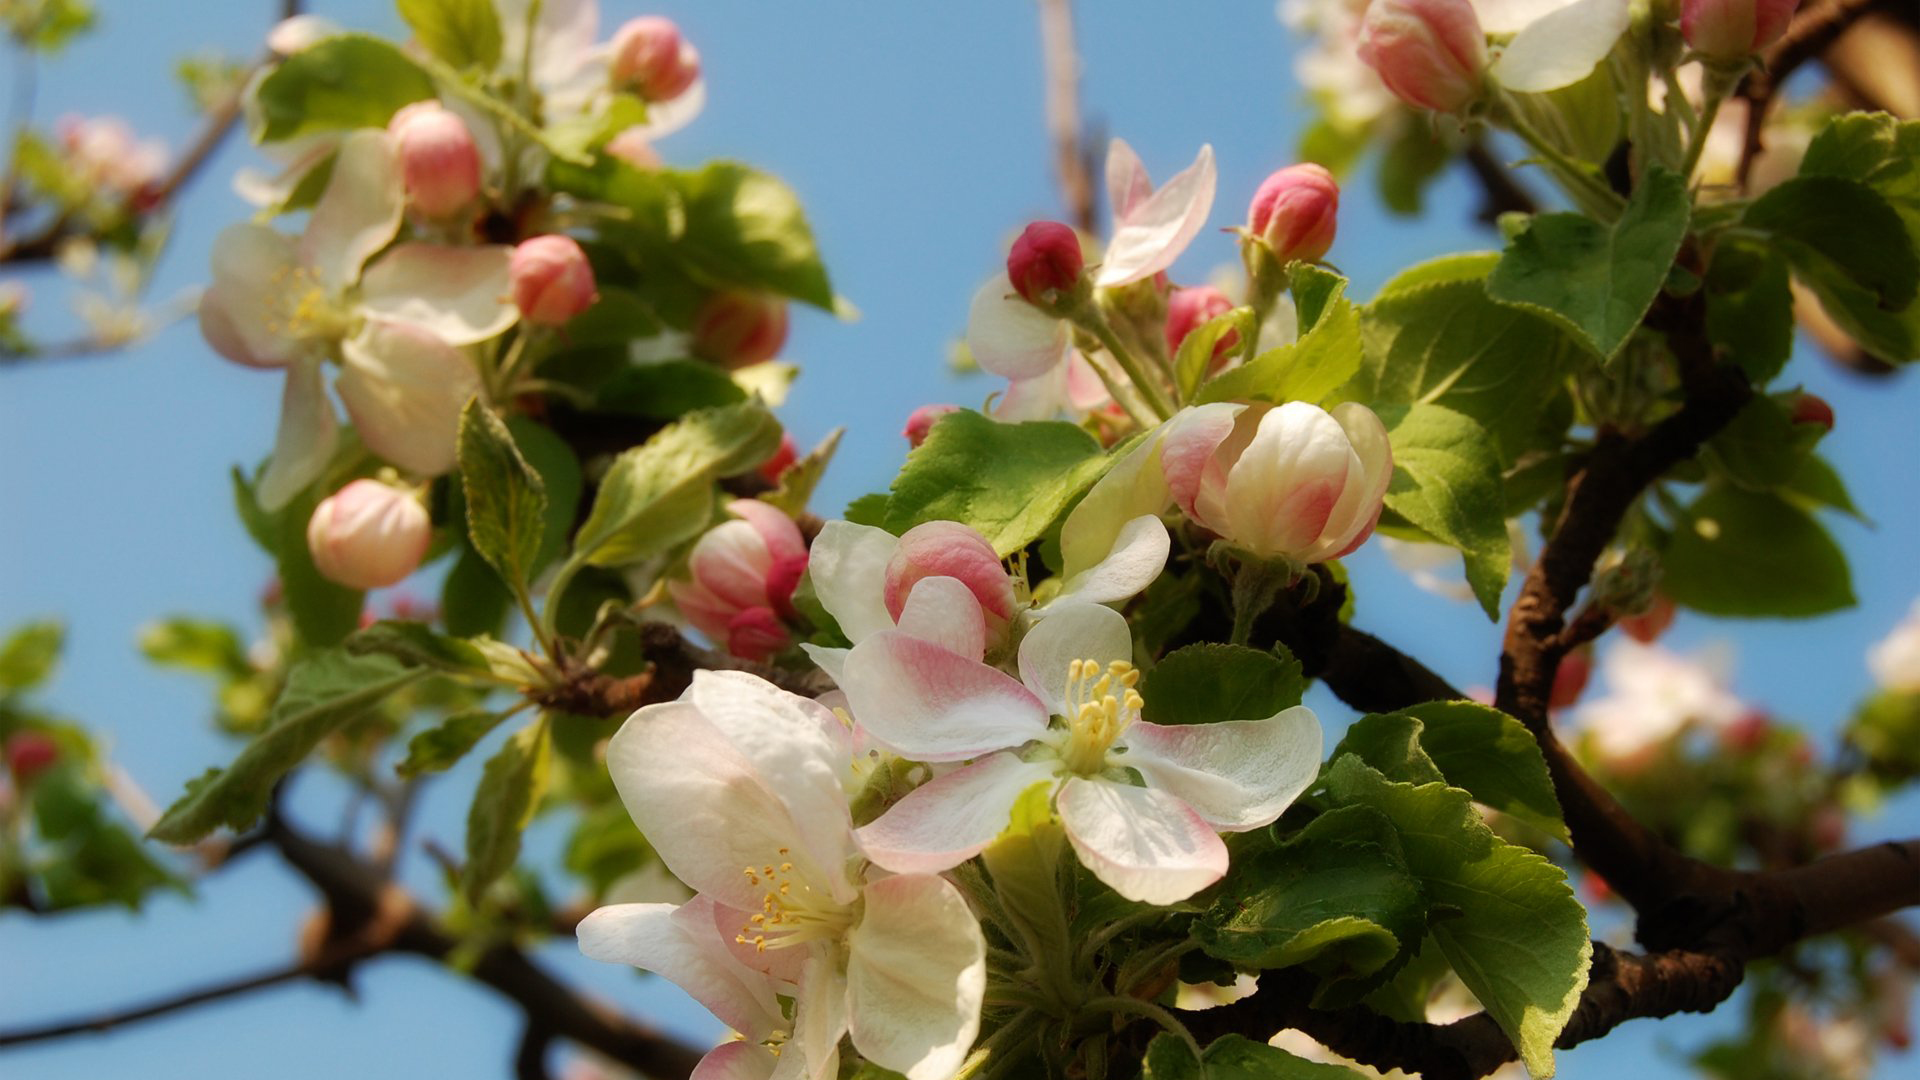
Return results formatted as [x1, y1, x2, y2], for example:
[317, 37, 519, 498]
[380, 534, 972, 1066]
[758, 433, 799, 484]
[5, 731, 60, 785]
[610, 16, 701, 102]
[387, 102, 483, 219]
[604, 126, 661, 168]
[1247, 165, 1339, 264]
[1357, 0, 1488, 114]
[1790, 391, 1834, 431]
[306, 480, 432, 590]
[1161, 401, 1393, 564]
[1681, 0, 1798, 61]
[903, 404, 960, 448]
[882, 522, 1017, 629]
[667, 500, 809, 662]
[510, 235, 598, 327]
[1007, 221, 1084, 306]
[1620, 592, 1677, 643]
[1165, 285, 1237, 361]
[1551, 647, 1592, 710]
[692, 291, 789, 369]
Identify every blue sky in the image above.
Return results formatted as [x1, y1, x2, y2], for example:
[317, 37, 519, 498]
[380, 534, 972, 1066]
[1, 2, 1915, 1077]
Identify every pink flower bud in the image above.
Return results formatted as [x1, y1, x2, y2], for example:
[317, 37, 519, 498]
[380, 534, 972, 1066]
[1551, 647, 1592, 710]
[903, 404, 961, 448]
[1165, 285, 1237, 362]
[604, 126, 661, 168]
[1357, 0, 1488, 114]
[306, 480, 432, 591]
[1161, 401, 1393, 563]
[668, 500, 808, 661]
[1620, 593, 1676, 643]
[1248, 165, 1339, 264]
[692, 291, 789, 369]
[510, 235, 598, 327]
[1681, 0, 1798, 60]
[882, 522, 1017, 628]
[758, 433, 799, 484]
[387, 102, 483, 219]
[1790, 392, 1833, 431]
[5, 732, 60, 784]
[610, 16, 701, 102]
[1007, 222, 1084, 306]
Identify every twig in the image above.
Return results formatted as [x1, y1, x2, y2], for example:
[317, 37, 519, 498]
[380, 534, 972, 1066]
[1735, 0, 1890, 189]
[536, 621, 834, 717]
[0, 963, 315, 1048]
[1037, 0, 1098, 234]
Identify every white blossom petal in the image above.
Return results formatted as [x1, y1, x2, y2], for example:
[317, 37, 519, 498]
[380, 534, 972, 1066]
[800, 643, 850, 685]
[203, 225, 307, 367]
[966, 273, 1069, 380]
[1056, 777, 1229, 905]
[1095, 144, 1216, 287]
[846, 874, 987, 1080]
[794, 955, 849, 1080]
[1057, 418, 1178, 581]
[1105, 137, 1153, 221]
[299, 129, 403, 292]
[256, 356, 339, 511]
[1016, 602, 1135, 717]
[1048, 514, 1170, 610]
[335, 320, 479, 476]
[357, 244, 517, 346]
[1475, 0, 1573, 34]
[855, 754, 1057, 874]
[1491, 0, 1630, 93]
[635, 77, 708, 139]
[894, 575, 988, 663]
[808, 521, 900, 644]
[577, 899, 786, 1041]
[1120, 708, 1323, 831]
[839, 632, 1050, 761]
[692, 1042, 777, 1080]
[991, 364, 1072, 422]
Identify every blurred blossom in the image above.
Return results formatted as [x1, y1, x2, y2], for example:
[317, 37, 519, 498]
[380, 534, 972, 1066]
[1281, 0, 1397, 127]
[1868, 599, 1920, 693]
[1574, 640, 1746, 762]
[56, 115, 168, 203]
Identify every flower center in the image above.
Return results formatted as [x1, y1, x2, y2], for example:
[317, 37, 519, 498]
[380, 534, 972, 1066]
[1059, 657, 1142, 775]
[268, 264, 352, 344]
[735, 848, 852, 953]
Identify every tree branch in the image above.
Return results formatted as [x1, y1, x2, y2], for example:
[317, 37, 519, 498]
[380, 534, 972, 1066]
[536, 620, 834, 717]
[0, 963, 314, 1048]
[1461, 140, 1539, 225]
[1036, 0, 1098, 234]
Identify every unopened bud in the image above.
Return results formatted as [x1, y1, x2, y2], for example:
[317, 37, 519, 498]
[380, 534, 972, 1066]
[610, 17, 701, 102]
[1790, 392, 1834, 431]
[1357, 0, 1488, 114]
[1619, 593, 1677, 643]
[1681, 0, 1798, 61]
[1007, 221, 1084, 307]
[510, 235, 598, 327]
[668, 500, 808, 662]
[1165, 285, 1237, 362]
[5, 732, 60, 784]
[758, 433, 799, 484]
[884, 522, 1017, 628]
[387, 102, 483, 219]
[306, 480, 432, 590]
[904, 404, 960, 448]
[1247, 165, 1339, 264]
[1592, 548, 1664, 625]
[692, 291, 789, 369]
[1551, 647, 1592, 711]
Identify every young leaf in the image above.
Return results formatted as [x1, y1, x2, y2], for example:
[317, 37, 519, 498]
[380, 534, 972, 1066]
[457, 399, 549, 594]
[593, 360, 748, 418]
[0, 620, 63, 693]
[1174, 306, 1255, 401]
[669, 162, 836, 309]
[760, 427, 844, 516]
[505, 416, 583, 578]
[880, 411, 1110, 557]
[1787, 113, 1920, 364]
[1376, 404, 1512, 620]
[461, 718, 552, 901]
[346, 620, 496, 681]
[253, 35, 437, 141]
[1325, 757, 1591, 1078]
[1662, 485, 1855, 618]
[1139, 642, 1306, 725]
[1745, 176, 1919, 316]
[1486, 165, 1692, 361]
[1198, 277, 1360, 407]
[149, 652, 422, 843]
[396, 0, 503, 70]
[398, 709, 510, 777]
[1334, 702, 1568, 843]
[1703, 242, 1795, 384]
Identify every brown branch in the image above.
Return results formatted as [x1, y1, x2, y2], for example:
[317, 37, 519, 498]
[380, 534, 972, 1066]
[537, 621, 834, 717]
[0, 963, 314, 1048]
[1736, 0, 1892, 189]
[1037, 0, 1098, 234]
[1461, 140, 1539, 225]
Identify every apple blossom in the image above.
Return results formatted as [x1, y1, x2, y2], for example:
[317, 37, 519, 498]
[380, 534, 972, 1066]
[1096, 139, 1218, 288]
[1868, 600, 1920, 694]
[902, 404, 960, 448]
[693, 292, 790, 369]
[510, 235, 599, 327]
[1007, 221, 1085, 306]
[610, 16, 702, 103]
[603, 126, 662, 167]
[199, 130, 514, 505]
[585, 671, 986, 1080]
[305, 479, 431, 591]
[1357, 0, 1487, 112]
[668, 500, 810, 662]
[1682, 0, 1798, 61]
[1282, 0, 1397, 127]
[840, 602, 1323, 904]
[386, 102, 483, 219]
[1574, 640, 1746, 762]
[1247, 164, 1339, 264]
[56, 114, 168, 204]
[1165, 286, 1237, 362]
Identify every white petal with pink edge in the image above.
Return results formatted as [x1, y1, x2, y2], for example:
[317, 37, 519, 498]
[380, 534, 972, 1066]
[807, 521, 899, 644]
[691, 1042, 777, 1080]
[894, 575, 989, 663]
[1016, 602, 1135, 717]
[855, 753, 1057, 873]
[336, 320, 479, 476]
[1047, 514, 1170, 610]
[839, 631, 1049, 761]
[793, 955, 849, 1080]
[298, 129, 403, 292]
[1491, 0, 1631, 93]
[358, 243, 518, 346]
[1095, 143, 1216, 287]
[1120, 707, 1322, 831]
[575, 898, 786, 1040]
[966, 273, 1069, 380]
[1056, 777, 1229, 904]
[846, 874, 986, 1080]
[256, 356, 340, 511]
[1104, 137, 1152, 221]
[204, 224, 308, 367]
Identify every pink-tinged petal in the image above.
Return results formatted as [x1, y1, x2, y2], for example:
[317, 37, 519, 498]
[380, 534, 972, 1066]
[668, 577, 737, 650]
[730, 498, 809, 567]
[606, 701, 814, 910]
[965, 273, 1069, 380]
[358, 243, 517, 346]
[885, 521, 1016, 618]
[839, 631, 1048, 761]
[846, 875, 987, 1080]
[1222, 402, 1354, 556]
[712, 899, 808, 987]
[692, 1042, 776, 1080]
[576, 898, 786, 1040]
[1056, 778, 1229, 904]
[204, 224, 306, 367]
[856, 754, 1057, 874]
[894, 575, 988, 664]
[1064, 351, 1111, 411]
[1048, 514, 1169, 609]
[1313, 403, 1393, 560]
[725, 607, 790, 663]
[794, 954, 850, 1080]
[1119, 708, 1323, 831]
[634, 77, 708, 139]
[1159, 403, 1244, 521]
[299, 129, 403, 292]
[800, 643, 849, 685]
[991, 365, 1072, 422]
[1095, 144, 1216, 288]
[1105, 137, 1153, 222]
[690, 519, 777, 611]
[256, 356, 339, 511]
[807, 521, 899, 644]
[1017, 602, 1135, 716]
[1491, 0, 1630, 93]
[336, 320, 479, 476]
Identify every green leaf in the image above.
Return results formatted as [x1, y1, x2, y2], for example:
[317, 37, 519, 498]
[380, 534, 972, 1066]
[1140, 643, 1306, 726]
[253, 34, 437, 142]
[1334, 702, 1567, 843]
[1788, 113, 1920, 364]
[880, 410, 1110, 557]
[462, 719, 551, 900]
[442, 544, 514, 637]
[1376, 404, 1511, 620]
[149, 652, 422, 843]
[1175, 305, 1254, 401]
[1378, 121, 1455, 217]
[545, 93, 650, 159]
[345, 620, 494, 680]
[1352, 255, 1582, 464]
[1745, 176, 1920, 315]
[1199, 276, 1360, 407]
[669, 162, 835, 309]
[30, 769, 180, 910]
[139, 618, 249, 677]
[593, 359, 747, 418]
[1487, 165, 1690, 361]
[1848, 691, 1920, 783]
[1145, 1033, 1369, 1079]
[1291, 263, 1348, 332]
[760, 428, 843, 516]
[1704, 242, 1795, 384]
[1325, 757, 1591, 1078]
[1662, 485, 1855, 618]
[398, 709, 510, 777]
[572, 402, 781, 567]
[0, 620, 63, 692]
[457, 400, 549, 594]
[1197, 806, 1425, 999]
[1780, 453, 1865, 521]
[1704, 395, 1819, 493]
[6, 0, 94, 52]
[396, 0, 502, 69]
[505, 416, 583, 578]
